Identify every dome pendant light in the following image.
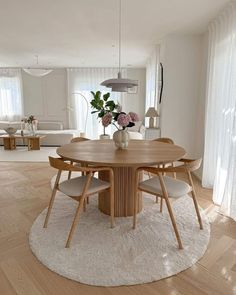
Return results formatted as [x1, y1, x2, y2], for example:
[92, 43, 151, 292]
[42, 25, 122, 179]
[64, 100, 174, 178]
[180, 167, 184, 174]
[23, 55, 53, 77]
[101, 0, 138, 92]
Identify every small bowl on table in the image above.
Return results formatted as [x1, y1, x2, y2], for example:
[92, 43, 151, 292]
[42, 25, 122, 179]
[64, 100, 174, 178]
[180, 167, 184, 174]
[4, 127, 17, 136]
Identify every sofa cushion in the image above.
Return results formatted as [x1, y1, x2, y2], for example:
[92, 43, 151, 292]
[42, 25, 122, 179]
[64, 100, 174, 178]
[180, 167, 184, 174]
[37, 122, 63, 130]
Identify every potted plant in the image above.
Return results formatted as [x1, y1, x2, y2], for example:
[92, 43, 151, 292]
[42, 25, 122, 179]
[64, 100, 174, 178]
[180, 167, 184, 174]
[90, 91, 140, 148]
[90, 91, 119, 139]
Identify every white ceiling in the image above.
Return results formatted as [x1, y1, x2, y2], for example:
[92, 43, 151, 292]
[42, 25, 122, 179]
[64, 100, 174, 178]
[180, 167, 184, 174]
[0, 0, 229, 68]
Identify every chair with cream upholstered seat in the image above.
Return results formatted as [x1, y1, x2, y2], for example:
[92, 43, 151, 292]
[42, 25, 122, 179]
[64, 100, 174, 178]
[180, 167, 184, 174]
[44, 157, 114, 248]
[68, 136, 90, 180]
[133, 158, 203, 250]
[151, 137, 176, 206]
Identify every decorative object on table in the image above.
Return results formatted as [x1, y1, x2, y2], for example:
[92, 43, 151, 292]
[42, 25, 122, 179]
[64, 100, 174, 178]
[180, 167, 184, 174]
[112, 111, 139, 149]
[90, 91, 119, 138]
[145, 107, 159, 128]
[23, 55, 53, 77]
[90, 91, 139, 148]
[4, 127, 17, 136]
[21, 115, 38, 136]
[100, 0, 138, 92]
[29, 182, 210, 286]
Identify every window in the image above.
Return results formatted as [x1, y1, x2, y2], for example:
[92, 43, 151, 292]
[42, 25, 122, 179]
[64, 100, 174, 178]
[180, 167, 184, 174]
[0, 69, 23, 121]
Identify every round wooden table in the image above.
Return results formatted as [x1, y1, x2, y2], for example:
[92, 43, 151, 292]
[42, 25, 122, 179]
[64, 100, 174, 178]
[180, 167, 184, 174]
[57, 140, 186, 217]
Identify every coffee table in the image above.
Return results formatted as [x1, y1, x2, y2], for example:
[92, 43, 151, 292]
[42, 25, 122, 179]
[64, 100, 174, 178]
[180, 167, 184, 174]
[0, 134, 46, 150]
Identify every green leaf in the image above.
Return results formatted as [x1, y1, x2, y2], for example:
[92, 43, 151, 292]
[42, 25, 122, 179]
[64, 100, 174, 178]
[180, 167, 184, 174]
[105, 101, 115, 107]
[95, 91, 101, 99]
[91, 91, 96, 97]
[98, 110, 105, 118]
[103, 92, 110, 101]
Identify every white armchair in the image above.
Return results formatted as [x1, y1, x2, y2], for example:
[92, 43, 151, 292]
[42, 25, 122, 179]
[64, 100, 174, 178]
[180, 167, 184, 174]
[127, 121, 146, 139]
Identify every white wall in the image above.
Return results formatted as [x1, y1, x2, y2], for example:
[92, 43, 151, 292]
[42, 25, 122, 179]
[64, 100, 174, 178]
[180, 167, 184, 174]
[123, 68, 146, 120]
[22, 69, 68, 128]
[160, 34, 206, 162]
[22, 68, 146, 128]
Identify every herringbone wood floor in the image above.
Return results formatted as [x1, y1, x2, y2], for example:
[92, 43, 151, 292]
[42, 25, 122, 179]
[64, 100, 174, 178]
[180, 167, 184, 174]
[0, 162, 236, 295]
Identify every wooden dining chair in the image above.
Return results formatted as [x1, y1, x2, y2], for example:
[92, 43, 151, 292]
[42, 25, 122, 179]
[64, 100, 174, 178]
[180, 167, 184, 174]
[68, 136, 90, 180]
[44, 156, 115, 248]
[133, 158, 203, 250]
[153, 137, 174, 144]
[151, 137, 176, 204]
[153, 139, 176, 176]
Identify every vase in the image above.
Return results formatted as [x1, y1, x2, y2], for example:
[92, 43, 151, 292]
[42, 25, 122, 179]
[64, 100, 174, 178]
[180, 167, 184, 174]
[28, 123, 36, 136]
[113, 129, 129, 149]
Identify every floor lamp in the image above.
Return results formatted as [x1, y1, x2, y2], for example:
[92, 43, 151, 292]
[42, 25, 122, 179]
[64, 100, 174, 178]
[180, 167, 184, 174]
[72, 93, 89, 138]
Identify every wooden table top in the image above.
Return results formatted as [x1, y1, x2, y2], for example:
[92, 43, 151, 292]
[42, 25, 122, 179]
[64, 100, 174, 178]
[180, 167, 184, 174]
[57, 140, 186, 167]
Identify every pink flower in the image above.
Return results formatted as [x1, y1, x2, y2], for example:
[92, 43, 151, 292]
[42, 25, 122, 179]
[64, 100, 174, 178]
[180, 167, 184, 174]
[102, 113, 112, 127]
[32, 119, 38, 125]
[117, 113, 131, 127]
[128, 112, 139, 122]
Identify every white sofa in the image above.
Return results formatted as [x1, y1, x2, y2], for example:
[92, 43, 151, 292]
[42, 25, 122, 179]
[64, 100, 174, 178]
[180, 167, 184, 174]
[127, 121, 146, 139]
[0, 121, 80, 146]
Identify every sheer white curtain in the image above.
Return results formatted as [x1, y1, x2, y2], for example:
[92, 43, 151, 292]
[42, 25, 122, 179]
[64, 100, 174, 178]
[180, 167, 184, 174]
[0, 69, 23, 121]
[202, 2, 236, 220]
[67, 68, 126, 139]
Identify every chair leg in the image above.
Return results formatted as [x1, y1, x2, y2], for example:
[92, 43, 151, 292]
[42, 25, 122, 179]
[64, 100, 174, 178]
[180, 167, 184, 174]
[43, 170, 61, 228]
[191, 191, 203, 229]
[65, 199, 84, 248]
[158, 173, 183, 249]
[87, 197, 89, 204]
[66, 172, 93, 248]
[188, 172, 203, 229]
[43, 187, 57, 228]
[156, 195, 159, 203]
[160, 196, 163, 212]
[83, 198, 87, 212]
[68, 161, 73, 180]
[164, 196, 183, 249]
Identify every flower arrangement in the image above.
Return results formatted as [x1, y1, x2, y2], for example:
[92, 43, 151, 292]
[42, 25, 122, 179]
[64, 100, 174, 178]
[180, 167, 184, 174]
[21, 115, 38, 125]
[90, 91, 139, 134]
[21, 115, 38, 136]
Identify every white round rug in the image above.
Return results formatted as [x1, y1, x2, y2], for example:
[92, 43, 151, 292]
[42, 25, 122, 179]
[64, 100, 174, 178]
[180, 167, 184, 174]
[29, 189, 210, 286]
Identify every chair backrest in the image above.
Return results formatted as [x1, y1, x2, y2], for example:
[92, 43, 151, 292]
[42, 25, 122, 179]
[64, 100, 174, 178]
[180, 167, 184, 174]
[184, 158, 202, 172]
[48, 157, 80, 172]
[70, 137, 90, 143]
[144, 158, 202, 175]
[153, 137, 174, 144]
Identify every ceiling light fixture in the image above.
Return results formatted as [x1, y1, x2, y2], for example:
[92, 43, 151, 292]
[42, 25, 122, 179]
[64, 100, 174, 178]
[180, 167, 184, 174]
[101, 0, 138, 92]
[23, 55, 53, 77]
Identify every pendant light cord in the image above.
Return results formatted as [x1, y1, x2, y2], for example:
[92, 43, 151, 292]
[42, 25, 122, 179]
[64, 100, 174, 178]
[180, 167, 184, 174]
[118, 0, 121, 77]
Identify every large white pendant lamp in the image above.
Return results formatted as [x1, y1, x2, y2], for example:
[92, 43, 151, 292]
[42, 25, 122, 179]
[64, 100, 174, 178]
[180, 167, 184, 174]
[23, 55, 53, 77]
[101, 0, 138, 92]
